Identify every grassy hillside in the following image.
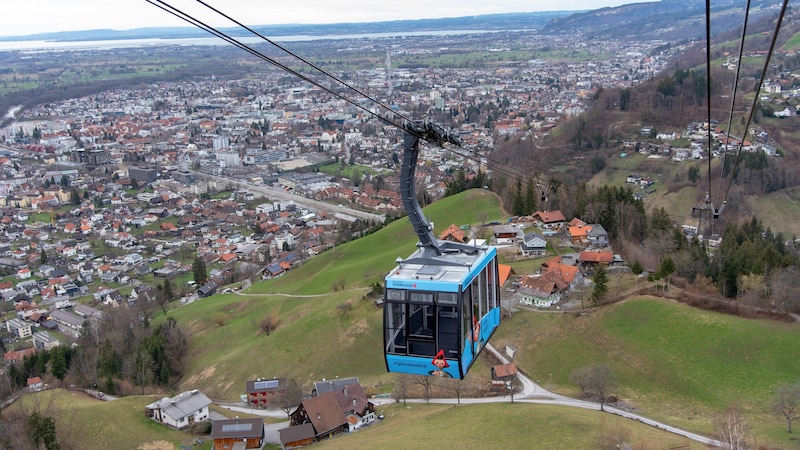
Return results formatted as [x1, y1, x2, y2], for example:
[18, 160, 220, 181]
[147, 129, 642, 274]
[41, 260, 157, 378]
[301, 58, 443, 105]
[491, 298, 800, 447]
[316, 403, 705, 449]
[89, 188, 800, 449]
[11, 391, 709, 450]
[165, 189, 506, 399]
[7, 390, 204, 450]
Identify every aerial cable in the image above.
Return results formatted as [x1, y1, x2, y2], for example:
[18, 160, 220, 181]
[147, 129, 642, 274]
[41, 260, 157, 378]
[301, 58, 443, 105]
[146, 0, 408, 134]
[719, 0, 789, 208]
[186, 0, 549, 186]
[147, 1, 558, 190]
[716, 0, 751, 210]
[192, 0, 413, 128]
[699, 0, 716, 235]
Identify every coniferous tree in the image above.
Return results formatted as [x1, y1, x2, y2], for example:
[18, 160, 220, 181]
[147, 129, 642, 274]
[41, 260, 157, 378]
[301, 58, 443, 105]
[592, 266, 609, 304]
[192, 256, 208, 285]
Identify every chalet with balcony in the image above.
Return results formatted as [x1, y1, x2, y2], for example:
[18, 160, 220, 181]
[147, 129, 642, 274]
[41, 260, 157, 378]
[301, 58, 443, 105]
[531, 210, 566, 230]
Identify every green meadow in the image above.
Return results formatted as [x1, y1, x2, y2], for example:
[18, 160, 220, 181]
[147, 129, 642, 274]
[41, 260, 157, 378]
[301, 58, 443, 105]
[491, 298, 800, 445]
[10, 189, 800, 449]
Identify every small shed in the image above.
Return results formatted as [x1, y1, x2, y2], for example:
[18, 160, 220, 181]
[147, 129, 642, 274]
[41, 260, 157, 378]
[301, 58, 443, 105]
[210, 417, 265, 450]
[279, 423, 316, 449]
[197, 280, 218, 298]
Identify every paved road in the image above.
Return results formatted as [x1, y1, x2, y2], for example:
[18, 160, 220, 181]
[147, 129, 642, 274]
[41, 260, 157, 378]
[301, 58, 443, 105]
[191, 171, 386, 224]
[370, 343, 723, 448]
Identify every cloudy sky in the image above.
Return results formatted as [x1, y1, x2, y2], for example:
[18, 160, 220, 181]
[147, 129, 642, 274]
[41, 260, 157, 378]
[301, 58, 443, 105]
[4, 0, 634, 37]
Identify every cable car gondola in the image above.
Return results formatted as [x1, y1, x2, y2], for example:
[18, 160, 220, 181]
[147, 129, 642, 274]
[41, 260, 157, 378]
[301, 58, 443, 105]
[383, 120, 501, 379]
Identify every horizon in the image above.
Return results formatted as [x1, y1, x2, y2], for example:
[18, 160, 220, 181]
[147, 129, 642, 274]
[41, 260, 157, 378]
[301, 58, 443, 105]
[3, 0, 633, 38]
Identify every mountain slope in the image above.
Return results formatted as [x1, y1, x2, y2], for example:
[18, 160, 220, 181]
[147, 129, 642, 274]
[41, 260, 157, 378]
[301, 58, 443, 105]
[542, 0, 777, 41]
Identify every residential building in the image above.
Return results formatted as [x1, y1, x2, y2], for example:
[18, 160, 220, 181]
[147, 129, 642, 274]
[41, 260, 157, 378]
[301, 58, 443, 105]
[290, 382, 375, 440]
[6, 318, 33, 338]
[246, 377, 287, 408]
[145, 390, 212, 429]
[128, 167, 158, 184]
[520, 232, 547, 257]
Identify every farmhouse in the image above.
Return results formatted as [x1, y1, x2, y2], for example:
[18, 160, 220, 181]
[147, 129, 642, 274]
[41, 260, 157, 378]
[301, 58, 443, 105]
[517, 272, 568, 308]
[246, 377, 287, 408]
[531, 210, 566, 229]
[439, 223, 468, 243]
[145, 389, 212, 429]
[290, 382, 375, 440]
[579, 250, 614, 270]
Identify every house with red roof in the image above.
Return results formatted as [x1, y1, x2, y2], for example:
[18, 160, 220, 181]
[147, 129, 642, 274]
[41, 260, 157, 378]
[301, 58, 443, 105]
[579, 250, 614, 270]
[439, 224, 467, 243]
[532, 210, 566, 229]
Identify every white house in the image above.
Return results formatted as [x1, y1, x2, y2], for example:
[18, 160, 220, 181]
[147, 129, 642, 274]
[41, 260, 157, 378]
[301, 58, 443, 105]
[145, 390, 212, 429]
[520, 232, 547, 257]
[6, 318, 33, 338]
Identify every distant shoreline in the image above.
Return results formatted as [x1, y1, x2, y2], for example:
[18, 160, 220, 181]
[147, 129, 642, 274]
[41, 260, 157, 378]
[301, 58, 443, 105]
[0, 29, 508, 52]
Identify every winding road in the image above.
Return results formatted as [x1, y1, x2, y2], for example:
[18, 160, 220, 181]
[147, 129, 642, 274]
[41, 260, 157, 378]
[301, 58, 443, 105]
[217, 341, 721, 447]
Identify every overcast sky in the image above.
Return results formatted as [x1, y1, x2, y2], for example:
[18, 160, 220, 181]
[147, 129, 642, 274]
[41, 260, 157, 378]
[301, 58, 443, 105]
[3, 0, 634, 37]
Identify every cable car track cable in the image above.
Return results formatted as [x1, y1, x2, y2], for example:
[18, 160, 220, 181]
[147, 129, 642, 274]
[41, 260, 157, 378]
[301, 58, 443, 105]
[147, 0, 555, 189]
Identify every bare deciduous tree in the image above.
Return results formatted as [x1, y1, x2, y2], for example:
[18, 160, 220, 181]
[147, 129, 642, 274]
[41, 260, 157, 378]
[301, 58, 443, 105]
[715, 403, 750, 450]
[127, 347, 154, 395]
[569, 363, 616, 411]
[336, 301, 352, 321]
[160, 317, 188, 382]
[277, 379, 304, 418]
[415, 376, 433, 403]
[768, 267, 800, 315]
[444, 377, 467, 404]
[392, 374, 410, 405]
[773, 381, 800, 433]
[507, 375, 524, 403]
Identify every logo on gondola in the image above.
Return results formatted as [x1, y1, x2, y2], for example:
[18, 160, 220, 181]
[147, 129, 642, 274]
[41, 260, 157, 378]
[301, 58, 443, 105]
[391, 281, 417, 288]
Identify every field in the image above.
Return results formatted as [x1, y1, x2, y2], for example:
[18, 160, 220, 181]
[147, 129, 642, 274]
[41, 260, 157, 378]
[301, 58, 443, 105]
[163, 189, 506, 398]
[6, 390, 205, 450]
[745, 186, 800, 237]
[20, 294, 800, 449]
[491, 298, 800, 446]
[316, 403, 705, 449]
[10, 189, 800, 449]
[160, 190, 800, 448]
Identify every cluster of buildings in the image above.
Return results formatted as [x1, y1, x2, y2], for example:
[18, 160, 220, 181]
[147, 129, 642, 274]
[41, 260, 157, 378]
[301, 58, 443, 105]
[0, 31, 684, 214]
[486, 210, 623, 309]
[144, 376, 375, 449]
[0, 175, 352, 363]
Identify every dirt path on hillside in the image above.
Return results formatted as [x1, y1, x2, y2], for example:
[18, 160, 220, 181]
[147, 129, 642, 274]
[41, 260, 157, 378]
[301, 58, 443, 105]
[232, 287, 370, 298]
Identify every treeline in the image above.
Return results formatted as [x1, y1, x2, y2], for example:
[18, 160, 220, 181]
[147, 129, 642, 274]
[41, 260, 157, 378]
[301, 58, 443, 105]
[0, 315, 187, 399]
[484, 176, 800, 303]
[709, 217, 799, 301]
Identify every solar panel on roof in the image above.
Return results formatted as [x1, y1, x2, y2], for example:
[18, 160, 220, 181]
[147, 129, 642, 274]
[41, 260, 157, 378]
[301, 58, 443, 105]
[253, 380, 279, 390]
[221, 423, 253, 433]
